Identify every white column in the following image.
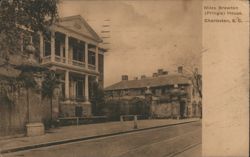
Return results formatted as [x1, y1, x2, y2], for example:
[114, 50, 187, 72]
[39, 33, 44, 60]
[65, 70, 69, 99]
[85, 74, 89, 101]
[65, 34, 69, 64]
[51, 31, 55, 62]
[95, 46, 99, 72]
[96, 76, 99, 83]
[85, 42, 88, 69]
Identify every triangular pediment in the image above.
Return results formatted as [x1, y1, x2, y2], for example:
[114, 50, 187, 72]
[57, 15, 102, 42]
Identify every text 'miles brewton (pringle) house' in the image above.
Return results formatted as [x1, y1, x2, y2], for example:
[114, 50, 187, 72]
[104, 67, 202, 118]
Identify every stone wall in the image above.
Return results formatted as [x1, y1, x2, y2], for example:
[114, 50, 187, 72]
[0, 87, 58, 137]
[150, 101, 182, 118]
[60, 101, 92, 117]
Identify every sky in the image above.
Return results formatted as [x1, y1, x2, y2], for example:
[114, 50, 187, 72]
[58, 0, 202, 87]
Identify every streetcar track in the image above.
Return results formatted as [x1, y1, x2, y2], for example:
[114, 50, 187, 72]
[165, 142, 201, 157]
[1, 120, 200, 156]
[113, 129, 201, 157]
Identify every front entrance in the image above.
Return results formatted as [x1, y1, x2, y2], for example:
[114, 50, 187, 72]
[75, 106, 83, 117]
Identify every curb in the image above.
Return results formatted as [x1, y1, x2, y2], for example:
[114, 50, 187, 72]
[1, 120, 200, 154]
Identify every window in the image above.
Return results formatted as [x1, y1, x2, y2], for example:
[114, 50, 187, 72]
[155, 88, 162, 96]
[88, 51, 95, 65]
[63, 47, 65, 57]
[55, 40, 61, 56]
[76, 80, 83, 99]
[73, 45, 83, 62]
[20, 34, 32, 53]
[44, 41, 51, 56]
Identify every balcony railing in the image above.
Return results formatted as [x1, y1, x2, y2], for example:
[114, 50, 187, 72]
[42, 56, 97, 71]
[42, 56, 51, 63]
[72, 60, 85, 67]
[88, 64, 96, 70]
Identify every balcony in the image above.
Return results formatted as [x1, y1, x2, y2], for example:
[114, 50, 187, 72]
[55, 56, 66, 63]
[42, 56, 51, 64]
[72, 60, 85, 67]
[88, 64, 96, 70]
[41, 55, 96, 71]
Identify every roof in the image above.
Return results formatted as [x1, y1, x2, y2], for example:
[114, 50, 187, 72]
[57, 15, 102, 43]
[105, 74, 192, 91]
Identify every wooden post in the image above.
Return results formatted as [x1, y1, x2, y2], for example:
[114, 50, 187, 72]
[120, 115, 123, 122]
[134, 115, 138, 129]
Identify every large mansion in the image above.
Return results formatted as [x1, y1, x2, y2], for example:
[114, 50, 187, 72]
[39, 15, 106, 117]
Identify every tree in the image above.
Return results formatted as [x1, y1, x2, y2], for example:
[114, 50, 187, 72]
[0, 0, 58, 58]
[41, 70, 60, 124]
[90, 81, 105, 115]
[0, 75, 20, 134]
[172, 50, 203, 99]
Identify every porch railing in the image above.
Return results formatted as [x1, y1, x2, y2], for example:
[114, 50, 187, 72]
[42, 56, 96, 71]
[88, 64, 96, 70]
[72, 60, 85, 67]
[42, 56, 51, 63]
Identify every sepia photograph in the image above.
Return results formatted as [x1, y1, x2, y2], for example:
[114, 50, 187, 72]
[0, 0, 248, 156]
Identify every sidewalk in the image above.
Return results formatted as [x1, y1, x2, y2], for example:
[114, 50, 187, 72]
[0, 118, 200, 154]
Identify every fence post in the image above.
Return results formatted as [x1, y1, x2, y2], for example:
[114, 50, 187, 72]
[134, 115, 138, 129]
[120, 115, 123, 122]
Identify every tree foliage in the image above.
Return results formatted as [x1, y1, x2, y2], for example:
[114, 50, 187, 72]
[0, 0, 58, 57]
[41, 70, 60, 122]
[90, 81, 105, 115]
[18, 72, 37, 90]
[192, 71, 202, 98]
[42, 70, 60, 100]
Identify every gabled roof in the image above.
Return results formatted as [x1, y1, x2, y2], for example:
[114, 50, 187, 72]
[57, 15, 102, 43]
[105, 74, 192, 91]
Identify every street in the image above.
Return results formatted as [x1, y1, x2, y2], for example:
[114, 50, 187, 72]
[4, 121, 201, 157]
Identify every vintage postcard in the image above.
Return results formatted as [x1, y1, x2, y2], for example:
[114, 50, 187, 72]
[0, 0, 248, 157]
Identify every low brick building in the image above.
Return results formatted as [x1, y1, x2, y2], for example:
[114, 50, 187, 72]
[105, 67, 202, 118]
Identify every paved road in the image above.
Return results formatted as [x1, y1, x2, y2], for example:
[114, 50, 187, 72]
[4, 121, 201, 157]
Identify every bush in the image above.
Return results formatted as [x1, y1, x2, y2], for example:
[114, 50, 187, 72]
[129, 97, 150, 117]
[102, 97, 150, 121]
[43, 118, 59, 129]
[102, 99, 127, 121]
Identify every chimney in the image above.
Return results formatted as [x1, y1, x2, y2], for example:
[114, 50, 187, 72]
[162, 71, 168, 75]
[121, 75, 128, 81]
[178, 66, 183, 74]
[152, 73, 158, 77]
[158, 69, 164, 75]
[141, 75, 146, 79]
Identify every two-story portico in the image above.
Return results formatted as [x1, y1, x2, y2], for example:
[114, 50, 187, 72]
[40, 15, 105, 117]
